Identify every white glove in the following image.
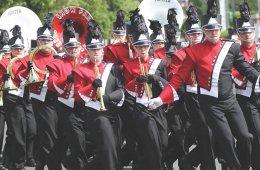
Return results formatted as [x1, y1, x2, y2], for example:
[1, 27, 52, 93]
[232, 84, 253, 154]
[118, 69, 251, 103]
[148, 97, 163, 110]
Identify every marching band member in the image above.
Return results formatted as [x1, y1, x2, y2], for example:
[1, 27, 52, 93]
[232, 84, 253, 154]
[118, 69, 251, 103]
[149, 1, 260, 169]
[232, 2, 260, 170]
[148, 19, 166, 60]
[123, 11, 170, 170]
[162, 8, 192, 170]
[0, 29, 10, 170]
[73, 19, 125, 170]
[168, 5, 216, 170]
[0, 25, 36, 170]
[15, 13, 59, 170]
[103, 9, 138, 69]
[46, 19, 86, 170]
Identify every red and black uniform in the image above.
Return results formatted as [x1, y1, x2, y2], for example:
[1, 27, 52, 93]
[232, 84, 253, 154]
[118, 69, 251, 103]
[169, 47, 215, 169]
[46, 55, 86, 170]
[0, 55, 36, 170]
[166, 48, 189, 162]
[16, 51, 60, 170]
[103, 42, 138, 166]
[17, 51, 56, 99]
[103, 42, 137, 69]
[73, 61, 124, 170]
[160, 39, 260, 170]
[232, 43, 260, 170]
[123, 56, 168, 170]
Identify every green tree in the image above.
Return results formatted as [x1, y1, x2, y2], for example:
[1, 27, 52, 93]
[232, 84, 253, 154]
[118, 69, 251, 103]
[78, 0, 139, 39]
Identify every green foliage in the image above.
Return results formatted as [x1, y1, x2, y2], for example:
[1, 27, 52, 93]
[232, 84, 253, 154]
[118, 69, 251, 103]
[220, 30, 228, 39]
[78, 0, 139, 39]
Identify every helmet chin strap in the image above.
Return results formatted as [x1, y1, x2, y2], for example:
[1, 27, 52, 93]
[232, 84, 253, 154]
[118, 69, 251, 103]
[237, 32, 255, 43]
[187, 35, 202, 45]
[86, 48, 104, 63]
[204, 33, 220, 42]
[63, 46, 80, 58]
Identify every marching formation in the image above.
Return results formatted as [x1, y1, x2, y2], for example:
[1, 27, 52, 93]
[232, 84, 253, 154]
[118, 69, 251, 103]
[0, 1, 259, 170]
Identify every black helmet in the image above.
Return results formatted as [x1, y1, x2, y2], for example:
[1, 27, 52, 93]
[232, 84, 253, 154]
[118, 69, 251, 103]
[8, 25, 24, 49]
[85, 19, 104, 49]
[130, 8, 151, 46]
[62, 19, 81, 48]
[37, 13, 54, 40]
[149, 19, 165, 43]
[112, 10, 126, 35]
[0, 29, 10, 53]
[184, 5, 203, 34]
[201, 0, 222, 30]
[236, 2, 255, 33]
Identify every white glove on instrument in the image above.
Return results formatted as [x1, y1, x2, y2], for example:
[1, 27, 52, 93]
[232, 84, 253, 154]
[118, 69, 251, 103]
[148, 97, 163, 110]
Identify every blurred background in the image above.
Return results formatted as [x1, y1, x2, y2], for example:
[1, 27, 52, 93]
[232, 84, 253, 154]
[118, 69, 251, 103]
[0, 0, 259, 40]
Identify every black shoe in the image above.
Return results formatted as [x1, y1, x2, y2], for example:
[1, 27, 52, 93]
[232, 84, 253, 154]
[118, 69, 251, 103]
[26, 158, 36, 167]
[0, 164, 5, 170]
[162, 162, 170, 170]
[35, 161, 45, 170]
[179, 156, 195, 170]
[221, 164, 230, 170]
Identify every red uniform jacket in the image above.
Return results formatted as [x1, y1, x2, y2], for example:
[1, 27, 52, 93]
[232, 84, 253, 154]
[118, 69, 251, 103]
[103, 42, 137, 69]
[232, 43, 260, 97]
[123, 56, 155, 97]
[232, 43, 259, 88]
[170, 48, 197, 87]
[47, 56, 86, 100]
[124, 56, 171, 106]
[73, 61, 105, 102]
[0, 56, 23, 88]
[16, 51, 55, 96]
[160, 40, 260, 104]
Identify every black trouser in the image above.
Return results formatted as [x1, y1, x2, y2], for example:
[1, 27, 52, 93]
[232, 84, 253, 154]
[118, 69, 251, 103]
[31, 93, 62, 170]
[165, 106, 188, 168]
[55, 101, 88, 170]
[164, 84, 192, 168]
[237, 94, 260, 170]
[84, 107, 121, 170]
[3, 93, 36, 169]
[119, 99, 138, 167]
[133, 104, 168, 170]
[0, 107, 5, 155]
[185, 92, 216, 170]
[199, 94, 251, 170]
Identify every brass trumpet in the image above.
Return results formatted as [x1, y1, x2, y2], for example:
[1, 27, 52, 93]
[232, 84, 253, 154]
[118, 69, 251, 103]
[27, 45, 57, 84]
[138, 57, 153, 100]
[94, 59, 106, 111]
[0, 55, 23, 91]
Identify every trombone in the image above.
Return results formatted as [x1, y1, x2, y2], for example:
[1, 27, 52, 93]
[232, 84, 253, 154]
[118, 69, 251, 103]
[27, 45, 57, 84]
[94, 58, 106, 111]
[138, 57, 153, 100]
